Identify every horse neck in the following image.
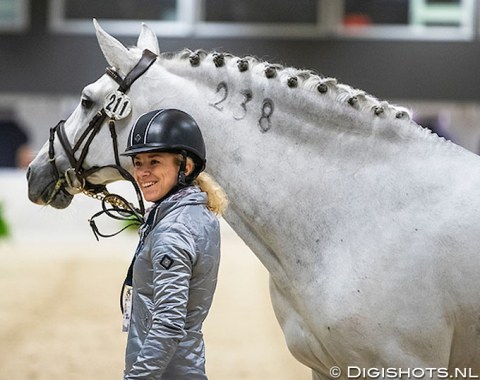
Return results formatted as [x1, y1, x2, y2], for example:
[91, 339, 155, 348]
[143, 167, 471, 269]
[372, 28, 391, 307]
[155, 51, 457, 278]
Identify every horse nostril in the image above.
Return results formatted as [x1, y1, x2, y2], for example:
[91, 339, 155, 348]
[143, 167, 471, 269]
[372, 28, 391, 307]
[26, 166, 32, 181]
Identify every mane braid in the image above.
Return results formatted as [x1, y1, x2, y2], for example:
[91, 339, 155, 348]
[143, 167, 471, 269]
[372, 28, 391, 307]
[159, 48, 452, 145]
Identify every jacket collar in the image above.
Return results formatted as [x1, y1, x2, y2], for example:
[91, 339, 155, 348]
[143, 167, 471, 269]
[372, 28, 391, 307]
[145, 186, 206, 227]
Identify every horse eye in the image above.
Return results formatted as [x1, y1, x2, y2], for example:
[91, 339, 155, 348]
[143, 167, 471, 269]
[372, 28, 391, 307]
[81, 98, 94, 109]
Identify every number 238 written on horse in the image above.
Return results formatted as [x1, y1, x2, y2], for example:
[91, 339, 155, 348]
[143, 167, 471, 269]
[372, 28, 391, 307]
[209, 81, 274, 133]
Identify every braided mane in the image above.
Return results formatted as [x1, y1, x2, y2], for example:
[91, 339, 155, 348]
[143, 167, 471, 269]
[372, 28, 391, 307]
[160, 48, 414, 124]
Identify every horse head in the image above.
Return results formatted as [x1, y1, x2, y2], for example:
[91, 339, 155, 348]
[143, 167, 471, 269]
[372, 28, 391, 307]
[27, 20, 160, 209]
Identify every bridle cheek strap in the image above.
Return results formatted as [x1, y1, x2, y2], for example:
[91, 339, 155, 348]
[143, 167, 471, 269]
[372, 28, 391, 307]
[47, 49, 157, 216]
[70, 49, 157, 176]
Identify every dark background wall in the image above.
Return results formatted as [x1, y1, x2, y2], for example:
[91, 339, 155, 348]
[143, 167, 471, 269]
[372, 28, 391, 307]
[1, 0, 480, 102]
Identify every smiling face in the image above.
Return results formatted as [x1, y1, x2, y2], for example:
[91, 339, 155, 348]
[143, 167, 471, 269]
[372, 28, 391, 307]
[133, 152, 193, 202]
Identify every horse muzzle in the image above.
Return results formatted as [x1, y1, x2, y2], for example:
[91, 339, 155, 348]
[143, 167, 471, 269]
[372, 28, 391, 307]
[26, 157, 74, 209]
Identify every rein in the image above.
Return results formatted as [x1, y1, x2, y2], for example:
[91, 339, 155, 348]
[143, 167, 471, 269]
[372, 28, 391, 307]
[47, 49, 158, 238]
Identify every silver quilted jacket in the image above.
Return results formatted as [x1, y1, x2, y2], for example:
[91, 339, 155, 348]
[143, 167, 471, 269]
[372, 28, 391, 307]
[124, 186, 221, 379]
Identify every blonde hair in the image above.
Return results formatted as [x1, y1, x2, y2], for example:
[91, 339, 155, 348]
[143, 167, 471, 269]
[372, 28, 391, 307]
[175, 154, 228, 216]
[194, 172, 228, 216]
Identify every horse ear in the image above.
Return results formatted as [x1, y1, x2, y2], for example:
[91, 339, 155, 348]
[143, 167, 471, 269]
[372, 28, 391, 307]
[137, 23, 160, 56]
[93, 18, 130, 70]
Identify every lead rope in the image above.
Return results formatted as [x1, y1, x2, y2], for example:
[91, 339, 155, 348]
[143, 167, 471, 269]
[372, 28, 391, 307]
[88, 192, 143, 240]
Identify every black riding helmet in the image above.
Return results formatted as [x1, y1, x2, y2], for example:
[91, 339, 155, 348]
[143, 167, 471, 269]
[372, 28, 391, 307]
[123, 109, 206, 184]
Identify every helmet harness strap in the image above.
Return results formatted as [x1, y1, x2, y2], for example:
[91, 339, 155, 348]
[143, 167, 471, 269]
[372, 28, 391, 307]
[177, 150, 188, 187]
[156, 150, 189, 204]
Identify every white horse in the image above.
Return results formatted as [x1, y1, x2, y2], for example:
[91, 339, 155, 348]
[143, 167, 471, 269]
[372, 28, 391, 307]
[27, 21, 480, 379]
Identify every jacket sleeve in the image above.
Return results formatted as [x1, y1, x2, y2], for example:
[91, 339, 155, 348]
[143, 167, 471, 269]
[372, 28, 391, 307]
[125, 222, 196, 379]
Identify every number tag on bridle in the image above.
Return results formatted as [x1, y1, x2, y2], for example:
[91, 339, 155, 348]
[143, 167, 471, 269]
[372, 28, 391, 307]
[104, 91, 132, 120]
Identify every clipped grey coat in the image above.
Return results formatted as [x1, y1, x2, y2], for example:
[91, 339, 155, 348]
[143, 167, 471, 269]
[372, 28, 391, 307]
[124, 186, 221, 380]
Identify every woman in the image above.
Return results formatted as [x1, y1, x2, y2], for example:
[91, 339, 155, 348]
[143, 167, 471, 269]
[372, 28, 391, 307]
[121, 108, 227, 379]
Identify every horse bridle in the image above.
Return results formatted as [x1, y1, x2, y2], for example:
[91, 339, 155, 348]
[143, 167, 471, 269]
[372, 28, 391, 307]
[47, 49, 157, 229]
